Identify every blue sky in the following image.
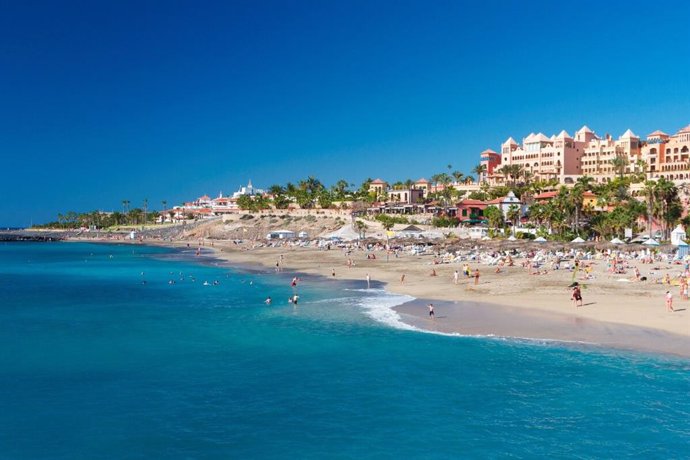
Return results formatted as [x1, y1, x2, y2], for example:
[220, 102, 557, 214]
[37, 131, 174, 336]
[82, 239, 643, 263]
[1, 0, 689, 226]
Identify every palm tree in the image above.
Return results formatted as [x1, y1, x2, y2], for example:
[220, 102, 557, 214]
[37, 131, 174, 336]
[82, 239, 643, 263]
[161, 200, 167, 211]
[354, 220, 368, 239]
[654, 177, 680, 240]
[632, 160, 647, 183]
[641, 180, 657, 238]
[268, 184, 285, 195]
[143, 199, 148, 227]
[506, 204, 520, 236]
[433, 173, 453, 205]
[122, 200, 130, 214]
[610, 155, 629, 180]
[473, 164, 487, 183]
[497, 165, 511, 186]
[509, 164, 523, 186]
[521, 169, 533, 186]
[452, 170, 464, 185]
[331, 179, 350, 200]
[497, 164, 522, 187]
[572, 175, 594, 235]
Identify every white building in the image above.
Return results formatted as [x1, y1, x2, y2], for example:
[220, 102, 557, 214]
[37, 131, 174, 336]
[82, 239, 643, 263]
[232, 180, 265, 199]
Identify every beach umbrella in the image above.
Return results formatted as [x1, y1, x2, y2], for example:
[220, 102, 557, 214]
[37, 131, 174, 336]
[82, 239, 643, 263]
[507, 235, 517, 241]
[481, 235, 491, 240]
[571, 236, 585, 243]
[534, 236, 547, 242]
[642, 238, 660, 246]
[610, 237, 624, 245]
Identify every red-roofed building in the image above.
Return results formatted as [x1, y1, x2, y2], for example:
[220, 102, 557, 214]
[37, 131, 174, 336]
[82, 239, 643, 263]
[456, 199, 489, 222]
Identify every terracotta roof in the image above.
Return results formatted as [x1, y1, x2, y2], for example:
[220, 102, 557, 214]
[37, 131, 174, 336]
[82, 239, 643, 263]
[534, 191, 558, 199]
[415, 178, 430, 183]
[503, 137, 518, 145]
[556, 130, 571, 139]
[678, 124, 690, 134]
[481, 149, 498, 155]
[457, 199, 488, 206]
[648, 130, 669, 137]
[577, 125, 593, 133]
[371, 178, 387, 184]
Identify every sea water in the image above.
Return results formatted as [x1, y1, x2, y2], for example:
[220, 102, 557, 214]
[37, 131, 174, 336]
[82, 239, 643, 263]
[0, 242, 688, 459]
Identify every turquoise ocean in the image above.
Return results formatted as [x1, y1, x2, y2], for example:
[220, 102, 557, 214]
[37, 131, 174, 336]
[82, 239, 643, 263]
[1, 242, 688, 459]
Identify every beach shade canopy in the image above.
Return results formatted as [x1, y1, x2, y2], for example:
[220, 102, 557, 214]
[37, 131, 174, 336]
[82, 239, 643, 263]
[642, 238, 660, 246]
[571, 236, 585, 243]
[610, 237, 625, 245]
[534, 236, 547, 242]
[481, 235, 492, 240]
[507, 235, 517, 241]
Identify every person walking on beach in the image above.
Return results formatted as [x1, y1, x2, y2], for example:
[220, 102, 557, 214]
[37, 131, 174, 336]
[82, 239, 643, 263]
[400, 273, 406, 285]
[428, 303, 435, 319]
[571, 285, 583, 307]
[366, 273, 371, 289]
[666, 290, 674, 312]
[474, 269, 480, 285]
[453, 270, 459, 285]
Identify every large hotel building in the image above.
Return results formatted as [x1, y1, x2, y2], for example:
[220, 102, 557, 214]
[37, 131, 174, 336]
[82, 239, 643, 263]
[480, 124, 690, 186]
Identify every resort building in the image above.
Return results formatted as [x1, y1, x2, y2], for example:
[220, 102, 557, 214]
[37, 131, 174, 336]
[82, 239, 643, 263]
[580, 129, 641, 183]
[484, 127, 592, 186]
[414, 178, 431, 197]
[643, 125, 690, 181]
[368, 179, 388, 197]
[480, 123, 689, 187]
[456, 191, 525, 222]
[388, 188, 425, 205]
[479, 149, 501, 183]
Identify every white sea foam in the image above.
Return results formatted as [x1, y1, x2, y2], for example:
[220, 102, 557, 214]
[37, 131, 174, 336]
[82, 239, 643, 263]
[345, 288, 418, 331]
[345, 289, 601, 348]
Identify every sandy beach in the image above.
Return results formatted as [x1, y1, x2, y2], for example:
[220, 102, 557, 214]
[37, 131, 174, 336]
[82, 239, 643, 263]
[69, 234, 690, 356]
[193, 240, 689, 356]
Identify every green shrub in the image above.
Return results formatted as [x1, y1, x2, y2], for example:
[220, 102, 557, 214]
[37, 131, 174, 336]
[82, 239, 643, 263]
[431, 216, 460, 228]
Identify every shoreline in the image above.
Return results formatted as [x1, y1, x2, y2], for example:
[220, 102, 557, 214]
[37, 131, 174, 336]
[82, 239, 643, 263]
[393, 298, 690, 357]
[65, 237, 690, 358]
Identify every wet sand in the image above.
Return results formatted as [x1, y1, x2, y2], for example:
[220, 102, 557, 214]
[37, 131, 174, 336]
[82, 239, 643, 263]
[395, 299, 690, 357]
